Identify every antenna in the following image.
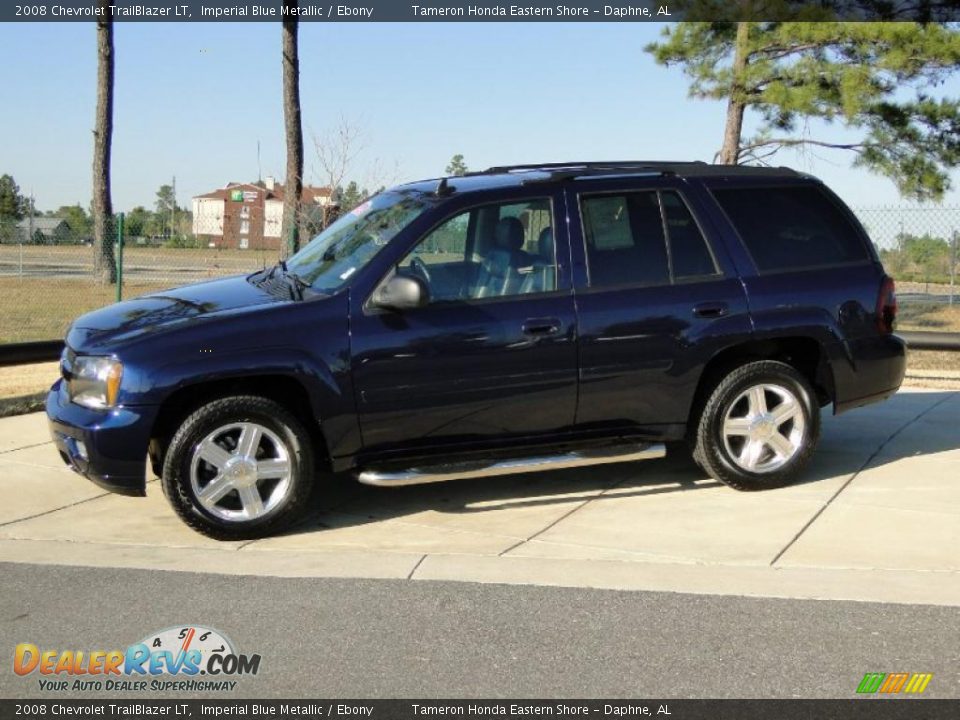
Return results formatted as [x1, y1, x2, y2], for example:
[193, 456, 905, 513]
[436, 177, 454, 196]
[257, 140, 262, 182]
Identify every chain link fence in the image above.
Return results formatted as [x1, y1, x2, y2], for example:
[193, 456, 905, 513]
[853, 207, 959, 335]
[0, 206, 958, 345]
[0, 214, 284, 344]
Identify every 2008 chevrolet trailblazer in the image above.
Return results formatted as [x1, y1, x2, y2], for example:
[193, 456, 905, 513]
[47, 162, 906, 538]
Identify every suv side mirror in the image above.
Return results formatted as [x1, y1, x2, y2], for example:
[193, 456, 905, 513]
[371, 274, 428, 311]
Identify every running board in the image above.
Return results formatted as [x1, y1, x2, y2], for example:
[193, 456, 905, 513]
[357, 442, 666, 487]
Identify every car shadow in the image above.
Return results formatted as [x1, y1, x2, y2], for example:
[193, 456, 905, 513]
[278, 389, 958, 538]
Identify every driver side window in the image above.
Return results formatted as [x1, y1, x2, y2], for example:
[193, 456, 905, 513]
[399, 199, 556, 303]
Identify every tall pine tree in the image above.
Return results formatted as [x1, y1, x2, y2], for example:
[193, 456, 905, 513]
[647, 20, 960, 200]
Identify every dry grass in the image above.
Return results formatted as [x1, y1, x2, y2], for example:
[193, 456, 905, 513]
[0, 361, 59, 397]
[0, 278, 173, 343]
[0, 244, 276, 272]
[0, 363, 55, 416]
[0, 245, 273, 343]
[897, 303, 960, 333]
[905, 350, 960, 374]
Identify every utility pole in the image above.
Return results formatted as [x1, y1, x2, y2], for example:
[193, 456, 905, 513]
[27, 193, 34, 246]
[171, 175, 176, 241]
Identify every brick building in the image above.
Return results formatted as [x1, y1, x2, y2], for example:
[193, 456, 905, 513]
[192, 177, 332, 250]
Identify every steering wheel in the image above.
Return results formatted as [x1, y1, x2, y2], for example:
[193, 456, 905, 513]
[410, 256, 432, 286]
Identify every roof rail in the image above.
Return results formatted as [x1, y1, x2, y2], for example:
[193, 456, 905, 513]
[480, 161, 799, 181]
[482, 161, 704, 174]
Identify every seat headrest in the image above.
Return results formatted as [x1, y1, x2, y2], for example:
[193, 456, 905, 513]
[495, 217, 525, 251]
[537, 227, 554, 258]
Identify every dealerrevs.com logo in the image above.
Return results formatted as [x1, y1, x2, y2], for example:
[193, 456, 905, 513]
[13, 625, 261, 693]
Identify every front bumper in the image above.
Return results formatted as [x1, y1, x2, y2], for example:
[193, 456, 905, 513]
[46, 379, 157, 496]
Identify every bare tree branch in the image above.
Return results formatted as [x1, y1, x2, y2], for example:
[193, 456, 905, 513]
[311, 116, 366, 192]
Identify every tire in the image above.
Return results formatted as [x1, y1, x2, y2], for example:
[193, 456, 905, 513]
[161, 395, 315, 540]
[692, 360, 820, 491]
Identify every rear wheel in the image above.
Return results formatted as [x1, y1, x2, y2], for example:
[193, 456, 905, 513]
[161, 395, 315, 539]
[693, 361, 819, 490]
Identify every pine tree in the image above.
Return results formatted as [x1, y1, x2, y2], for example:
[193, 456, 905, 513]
[445, 154, 469, 176]
[647, 20, 960, 200]
[92, 0, 116, 282]
[0, 175, 26, 221]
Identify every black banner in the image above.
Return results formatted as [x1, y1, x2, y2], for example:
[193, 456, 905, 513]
[3, 0, 960, 23]
[2, 700, 960, 720]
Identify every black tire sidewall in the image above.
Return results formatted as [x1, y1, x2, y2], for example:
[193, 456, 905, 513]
[162, 396, 314, 539]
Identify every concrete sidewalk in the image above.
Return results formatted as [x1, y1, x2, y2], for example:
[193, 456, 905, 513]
[0, 388, 958, 605]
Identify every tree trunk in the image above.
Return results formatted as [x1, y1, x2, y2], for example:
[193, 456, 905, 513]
[717, 21, 750, 165]
[92, 0, 116, 283]
[281, 2, 304, 258]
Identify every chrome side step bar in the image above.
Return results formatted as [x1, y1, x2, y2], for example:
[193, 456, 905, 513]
[357, 442, 666, 487]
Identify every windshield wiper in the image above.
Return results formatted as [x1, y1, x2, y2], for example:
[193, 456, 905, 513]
[249, 260, 286, 286]
[282, 269, 311, 301]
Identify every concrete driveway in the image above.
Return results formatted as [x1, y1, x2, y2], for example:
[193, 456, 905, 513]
[1, 388, 958, 606]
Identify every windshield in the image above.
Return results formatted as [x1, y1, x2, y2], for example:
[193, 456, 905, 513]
[286, 191, 431, 292]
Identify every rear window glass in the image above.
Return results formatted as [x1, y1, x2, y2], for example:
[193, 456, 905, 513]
[581, 191, 670, 287]
[712, 186, 869, 272]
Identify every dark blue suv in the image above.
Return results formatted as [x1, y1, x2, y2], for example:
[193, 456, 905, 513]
[47, 162, 906, 538]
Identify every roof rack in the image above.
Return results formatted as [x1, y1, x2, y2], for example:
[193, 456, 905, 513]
[482, 161, 699, 174]
[479, 161, 799, 182]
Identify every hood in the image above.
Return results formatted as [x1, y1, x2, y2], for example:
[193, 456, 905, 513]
[66, 274, 289, 352]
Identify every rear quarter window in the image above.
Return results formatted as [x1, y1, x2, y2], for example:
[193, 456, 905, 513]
[712, 185, 870, 272]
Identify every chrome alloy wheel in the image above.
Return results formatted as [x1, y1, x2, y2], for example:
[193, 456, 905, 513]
[721, 383, 806, 474]
[189, 422, 292, 522]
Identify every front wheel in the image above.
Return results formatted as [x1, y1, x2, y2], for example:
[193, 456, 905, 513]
[693, 361, 820, 491]
[161, 395, 315, 539]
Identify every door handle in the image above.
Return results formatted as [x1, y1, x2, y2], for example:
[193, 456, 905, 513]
[522, 318, 562, 337]
[693, 302, 729, 319]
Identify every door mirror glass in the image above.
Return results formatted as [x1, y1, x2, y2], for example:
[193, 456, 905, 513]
[371, 275, 428, 311]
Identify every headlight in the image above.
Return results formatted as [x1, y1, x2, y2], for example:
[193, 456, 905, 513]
[68, 356, 123, 409]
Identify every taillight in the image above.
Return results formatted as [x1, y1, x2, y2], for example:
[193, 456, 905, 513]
[876, 275, 897, 334]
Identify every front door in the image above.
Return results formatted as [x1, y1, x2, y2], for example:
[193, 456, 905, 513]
[350, 194, 578, 457]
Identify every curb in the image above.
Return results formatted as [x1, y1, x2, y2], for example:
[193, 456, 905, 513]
[0, 538, 958, 607]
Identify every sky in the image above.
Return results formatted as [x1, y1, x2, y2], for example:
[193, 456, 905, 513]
[2, 21, 960, 216]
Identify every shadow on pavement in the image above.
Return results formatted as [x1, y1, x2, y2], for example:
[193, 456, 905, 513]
[271, 390, 958, 539]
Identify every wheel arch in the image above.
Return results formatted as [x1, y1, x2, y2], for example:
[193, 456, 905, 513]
[148, 374, 331, 478]
[687, 336, 835, 438]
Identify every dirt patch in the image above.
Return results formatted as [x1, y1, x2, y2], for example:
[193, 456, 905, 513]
[0, 362, 59, 399]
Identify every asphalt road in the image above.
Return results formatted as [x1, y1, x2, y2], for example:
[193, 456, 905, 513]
[1, 563, 958, 699]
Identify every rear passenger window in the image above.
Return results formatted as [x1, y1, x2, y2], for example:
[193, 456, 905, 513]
[580, 190, 717, 288]
[713, 186, 869, 272]
[661, 191, 717, 279]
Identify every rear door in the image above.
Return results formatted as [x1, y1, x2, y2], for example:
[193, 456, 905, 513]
[568, 178, 752, 435]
